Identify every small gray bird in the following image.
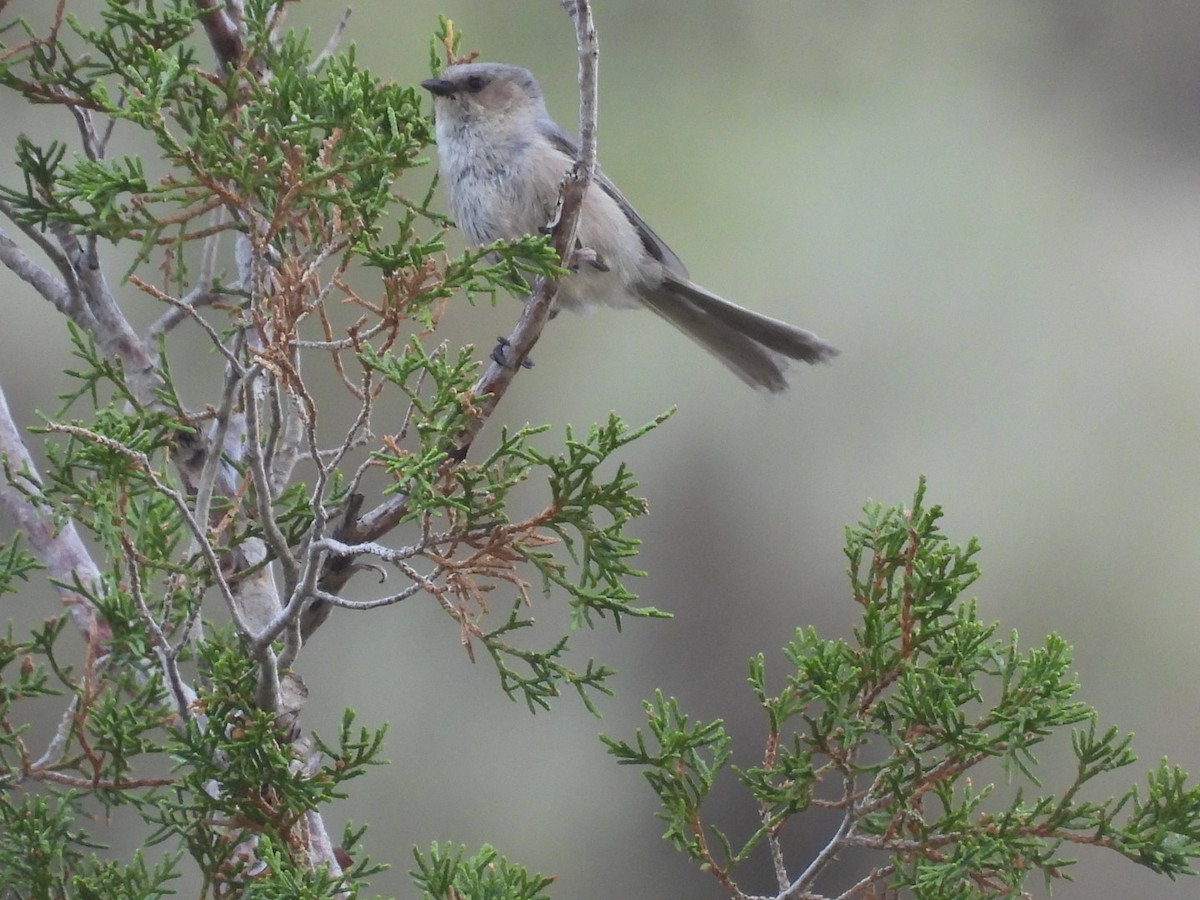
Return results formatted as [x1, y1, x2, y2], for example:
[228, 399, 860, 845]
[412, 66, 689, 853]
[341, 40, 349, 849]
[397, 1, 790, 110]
[421, 62, 837, 392]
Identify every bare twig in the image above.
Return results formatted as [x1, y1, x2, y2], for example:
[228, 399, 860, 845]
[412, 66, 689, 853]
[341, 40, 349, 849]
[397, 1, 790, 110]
[313, 536, 426, 566]
[243, 374, 301, 588]
[305, 583, 425, 612]
[66, 102, 102, 162]
[26, 769, 174, 791]
[761, 726, 791, 893]
[121, 534, 196, 723]
[312, 7, 353, 71]
[834, 866, 897, 900]
[143, 279, 225, 343]
[565, 0, 600, 172]
[267, 382, 310, 495]
[132, 276, 239, 366]
[783, 768, 860, 899]
[30, 696, 80, 771]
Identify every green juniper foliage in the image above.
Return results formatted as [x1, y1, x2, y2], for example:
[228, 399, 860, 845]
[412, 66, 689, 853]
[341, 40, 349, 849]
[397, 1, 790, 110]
[604, 480, 1200, 899]
[0, 1, 661, 895]
[411, 843, 554, 900]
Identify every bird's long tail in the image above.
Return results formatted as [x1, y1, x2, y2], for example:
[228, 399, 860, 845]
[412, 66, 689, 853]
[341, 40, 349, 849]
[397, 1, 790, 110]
[639, 274, 838, 393]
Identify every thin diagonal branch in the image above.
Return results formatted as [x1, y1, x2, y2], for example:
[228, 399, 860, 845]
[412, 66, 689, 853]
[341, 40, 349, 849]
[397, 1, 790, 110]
[314, 0, 602, 611]
[447, 0, 599, 462]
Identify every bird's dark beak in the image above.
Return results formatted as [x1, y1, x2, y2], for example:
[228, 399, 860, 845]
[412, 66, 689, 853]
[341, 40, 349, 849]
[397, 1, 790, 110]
[421, 77, 457, 97]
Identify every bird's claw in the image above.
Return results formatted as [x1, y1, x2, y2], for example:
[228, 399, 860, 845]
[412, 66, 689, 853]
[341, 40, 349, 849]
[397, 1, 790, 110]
[569, 244, 609, 272]
[491, 336, 535, 370]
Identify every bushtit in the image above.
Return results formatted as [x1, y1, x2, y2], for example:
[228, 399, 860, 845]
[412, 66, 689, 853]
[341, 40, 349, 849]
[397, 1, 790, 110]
[421, 62, 837, 392]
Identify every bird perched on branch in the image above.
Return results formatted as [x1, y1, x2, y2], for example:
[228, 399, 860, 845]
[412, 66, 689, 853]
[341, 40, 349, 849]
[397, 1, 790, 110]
[422, 62, 837, 392]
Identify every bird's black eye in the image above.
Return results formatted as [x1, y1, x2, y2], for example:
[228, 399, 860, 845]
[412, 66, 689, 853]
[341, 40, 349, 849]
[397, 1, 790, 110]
[465, 75, 487, 93]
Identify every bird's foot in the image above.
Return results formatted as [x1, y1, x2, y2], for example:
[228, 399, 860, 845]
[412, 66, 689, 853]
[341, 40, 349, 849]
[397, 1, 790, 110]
[490, 336, 535, 370]
[568, 243, 609, 272]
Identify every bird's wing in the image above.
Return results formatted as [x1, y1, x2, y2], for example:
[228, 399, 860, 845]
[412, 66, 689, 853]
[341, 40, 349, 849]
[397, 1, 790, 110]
[539, 120, 690, 280]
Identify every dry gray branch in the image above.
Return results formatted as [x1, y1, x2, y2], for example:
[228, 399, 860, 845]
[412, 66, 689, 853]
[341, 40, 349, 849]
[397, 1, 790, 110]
[0, 383, 107, 643]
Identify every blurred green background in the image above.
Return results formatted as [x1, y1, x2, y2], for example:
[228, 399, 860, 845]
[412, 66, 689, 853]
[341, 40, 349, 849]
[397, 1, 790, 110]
[4, 1, 1200, 897]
